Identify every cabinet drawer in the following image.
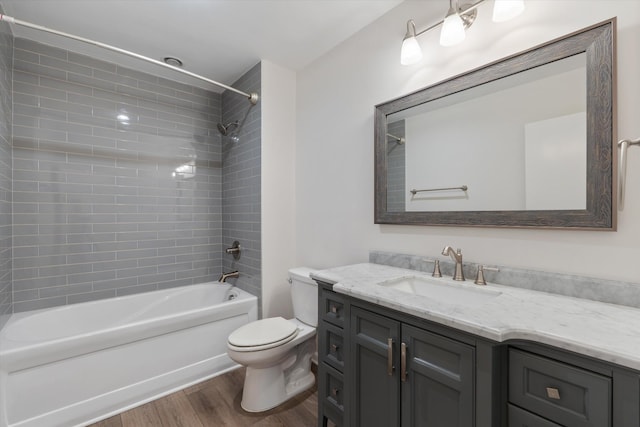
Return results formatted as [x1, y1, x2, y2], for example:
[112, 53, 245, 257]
[321, 363, 345, 426]
[320, 287, 346, 327]
[509, 348, 611, 427]
[321, 321, 345, 371]
[508, 404, 561, 427]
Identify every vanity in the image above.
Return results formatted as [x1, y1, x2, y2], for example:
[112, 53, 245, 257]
[316, 15, 629, 427]
[313, 261, 640, 427]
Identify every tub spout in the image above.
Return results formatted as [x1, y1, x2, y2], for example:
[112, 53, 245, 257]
[218, 271, 239, 283]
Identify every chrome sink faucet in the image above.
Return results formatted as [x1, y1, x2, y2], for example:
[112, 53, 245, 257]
[441, 246, 465, 281]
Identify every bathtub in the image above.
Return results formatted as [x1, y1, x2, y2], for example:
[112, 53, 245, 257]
[0, 282, 258, 427]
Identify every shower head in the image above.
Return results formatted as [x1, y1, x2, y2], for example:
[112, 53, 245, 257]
[217, 121, 239, 136]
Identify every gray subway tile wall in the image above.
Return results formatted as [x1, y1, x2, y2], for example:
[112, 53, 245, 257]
[221, 64, 261, 300]
[0, 6, 13, 330]
[11, 38, 233, 311]
[386, 119, 405, 213]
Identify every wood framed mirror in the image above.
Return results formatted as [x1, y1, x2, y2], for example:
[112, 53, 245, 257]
[374, 19, 616, 230]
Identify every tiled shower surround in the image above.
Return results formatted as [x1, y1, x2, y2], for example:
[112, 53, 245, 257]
[222, 64, 261, 298]
[10, 38, 261, 311]
[0, 6, 13, 329]
[386, 119, 405, 212]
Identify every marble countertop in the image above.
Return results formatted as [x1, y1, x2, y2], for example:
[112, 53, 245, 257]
[311, 263, 640, 371]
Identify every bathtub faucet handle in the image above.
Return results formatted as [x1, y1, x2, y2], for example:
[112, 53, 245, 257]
[225, 241, 241, 260]
[219, 271, 239, 283]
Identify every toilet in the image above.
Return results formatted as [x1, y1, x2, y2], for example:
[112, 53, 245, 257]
[226, 267, 318, 412]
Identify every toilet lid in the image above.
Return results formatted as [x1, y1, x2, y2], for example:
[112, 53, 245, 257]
[228, 317, 298, 348]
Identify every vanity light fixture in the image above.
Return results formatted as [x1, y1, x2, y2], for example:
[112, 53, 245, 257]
[401, 20, 423, 65]
[400, 0, 525, 65]
[440, 0, 467, 47]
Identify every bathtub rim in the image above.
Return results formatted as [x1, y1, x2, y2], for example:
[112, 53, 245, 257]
[0, 283, 258, 371]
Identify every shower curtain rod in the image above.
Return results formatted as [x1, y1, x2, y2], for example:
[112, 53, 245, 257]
[0, 13, 259, 105]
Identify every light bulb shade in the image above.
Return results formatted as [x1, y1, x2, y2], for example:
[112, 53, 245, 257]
[401, 36, 423, 65]
[439, 11, 466, 46]
[492, 0, 525, 22]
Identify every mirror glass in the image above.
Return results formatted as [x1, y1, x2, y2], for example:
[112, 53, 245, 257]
[387, 54, 586, 212]
[375, 20, 615, 229]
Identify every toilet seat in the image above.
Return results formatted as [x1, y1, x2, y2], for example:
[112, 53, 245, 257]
[228, 317, 299, 352]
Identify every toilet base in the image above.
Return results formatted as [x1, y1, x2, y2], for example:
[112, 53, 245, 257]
[240, 338, 315, 412]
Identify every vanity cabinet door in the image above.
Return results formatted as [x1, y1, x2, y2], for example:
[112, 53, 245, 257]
[320, 286, 346, 328]
[350, 305, 476, 427]
[321, 321, 345, 372]
[401, 324, 475, 427]
[350, 306, 401, 427]
[508, 404, 562, 427]
[509, 348, 611, 426]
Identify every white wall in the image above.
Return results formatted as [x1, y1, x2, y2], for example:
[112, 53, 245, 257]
[261, 60, 297, 318]
[524, 112, 586, 210]
[295, 1, 640, 282]
[404, 62, 585, 211]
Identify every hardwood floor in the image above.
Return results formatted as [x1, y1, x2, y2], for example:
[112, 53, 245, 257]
[89, 367, 318, 427]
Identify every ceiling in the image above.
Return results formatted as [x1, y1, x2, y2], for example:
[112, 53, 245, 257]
[0, 0, 403, 92]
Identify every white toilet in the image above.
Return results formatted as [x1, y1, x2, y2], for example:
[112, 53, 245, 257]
[226, 267, 318, 412]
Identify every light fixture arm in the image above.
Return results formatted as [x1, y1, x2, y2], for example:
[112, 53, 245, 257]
[404, 19, 418, 39]
[413, 0, 485, 39]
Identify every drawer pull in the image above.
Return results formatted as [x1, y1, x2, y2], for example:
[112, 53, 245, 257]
[331, 343, 340, 352]
[331, 387, 340, 397]
[330, 305, 338, 314]
[546, 387, 561, 400]
[400, 342, 407, 382]
[387, 338, 394, 376]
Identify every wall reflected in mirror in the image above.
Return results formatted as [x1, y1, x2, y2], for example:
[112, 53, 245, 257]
[387, 53, 587, 213]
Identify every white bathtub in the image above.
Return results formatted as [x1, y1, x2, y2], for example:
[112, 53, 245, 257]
[0, 283, 258, 427]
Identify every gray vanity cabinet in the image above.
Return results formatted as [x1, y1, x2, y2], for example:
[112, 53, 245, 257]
[349, 306, 475, 427]
[316, 280, 640, 427]
[317, 281, 498, 427]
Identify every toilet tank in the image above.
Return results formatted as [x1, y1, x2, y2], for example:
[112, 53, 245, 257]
[289, 267, 318, 327]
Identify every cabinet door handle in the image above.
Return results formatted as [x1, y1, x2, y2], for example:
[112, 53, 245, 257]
[401, 342, 407, 382]
[546, 387, 561, 400]
[387, 338, 394, 376]
[331, 343, 340, 352]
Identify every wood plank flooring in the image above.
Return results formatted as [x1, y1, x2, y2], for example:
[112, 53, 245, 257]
[88, 367, 318, 427]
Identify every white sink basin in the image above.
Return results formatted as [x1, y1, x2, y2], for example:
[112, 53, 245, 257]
[377, 275, 501, 307]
